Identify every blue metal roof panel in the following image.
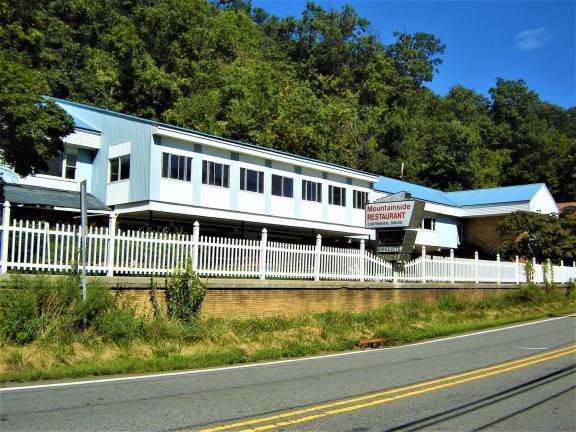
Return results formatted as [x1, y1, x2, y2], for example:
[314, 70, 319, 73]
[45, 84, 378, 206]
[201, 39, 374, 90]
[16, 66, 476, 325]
[68, 112, 100, 132]
[443, 183, 544, 206]
[373, 177, 460, 206]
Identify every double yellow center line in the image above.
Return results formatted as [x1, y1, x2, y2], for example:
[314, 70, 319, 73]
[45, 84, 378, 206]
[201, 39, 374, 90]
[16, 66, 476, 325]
[198, 344, 576, 432]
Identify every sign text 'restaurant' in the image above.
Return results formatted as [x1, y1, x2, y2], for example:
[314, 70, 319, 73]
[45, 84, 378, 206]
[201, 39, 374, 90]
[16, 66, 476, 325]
[365, 201, 415, 228]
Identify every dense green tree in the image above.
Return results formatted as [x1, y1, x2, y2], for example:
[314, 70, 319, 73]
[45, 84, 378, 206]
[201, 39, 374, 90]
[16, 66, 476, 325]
[498, 211, 576, 262]
[0, 57, 74, 176]
[0, 0, 573, 201]
[386, 31, 446, 86]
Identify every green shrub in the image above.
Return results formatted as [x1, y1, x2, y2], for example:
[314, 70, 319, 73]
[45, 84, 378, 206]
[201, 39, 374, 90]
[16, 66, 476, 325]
[0, 289, 47, 344]
[0, 274, 114, 344]
[566, 281, 576, 300]
[506, 284, 545, 305]
[95, 306, 144, 341]
[165, 259, 206, 322]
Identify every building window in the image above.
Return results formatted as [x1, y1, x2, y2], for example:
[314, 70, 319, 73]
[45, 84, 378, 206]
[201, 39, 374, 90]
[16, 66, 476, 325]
[421, 217, 436, 231]
[202, 160, 229, 188]
[162, 152, 192, 181]
[353, 190, 368, 209]
[302, 179, 322, 202]
[41, 153, 77, 180]
[272, 174, 293, 198]
[109, 155, 130, 182]
[328, 185, 346, 206]
[240, 167, 264, 193]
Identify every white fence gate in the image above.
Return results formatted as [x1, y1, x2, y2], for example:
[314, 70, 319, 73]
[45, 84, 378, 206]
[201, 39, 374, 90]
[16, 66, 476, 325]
[1, 214, 575, 284]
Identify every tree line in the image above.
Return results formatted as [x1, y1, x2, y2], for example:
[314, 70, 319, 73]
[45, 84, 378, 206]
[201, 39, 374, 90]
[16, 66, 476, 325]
[1, 0, 574, 201]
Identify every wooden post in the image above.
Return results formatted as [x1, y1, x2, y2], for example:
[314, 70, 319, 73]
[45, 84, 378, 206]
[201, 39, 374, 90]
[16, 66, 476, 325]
[496, 253, 501, 285]
[515, 255, 520, 285]
[421, 245, 426, 283]
[192, 221, 200, 271]
[1, 201, 11, 274]
[450, 249, 455, 284]
[559, 260, 564, 285]
[359, 239, 365, 282]
[314, 234, 322, 281]
[475, 251, 479, 284]
[547, 258, 552, 286]
[107, 212, 117, 277]
[259, 228, 268, 280]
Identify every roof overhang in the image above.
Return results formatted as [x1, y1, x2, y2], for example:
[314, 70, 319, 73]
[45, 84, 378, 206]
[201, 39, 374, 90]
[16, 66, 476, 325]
[3, 183, 110, 212]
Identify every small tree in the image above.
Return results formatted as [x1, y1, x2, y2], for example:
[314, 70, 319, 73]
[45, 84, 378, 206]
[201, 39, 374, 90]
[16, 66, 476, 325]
[165, 259, 206, 321]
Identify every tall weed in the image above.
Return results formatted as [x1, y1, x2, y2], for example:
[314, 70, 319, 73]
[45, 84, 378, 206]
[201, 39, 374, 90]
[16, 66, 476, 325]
[165, 259, 206, 322]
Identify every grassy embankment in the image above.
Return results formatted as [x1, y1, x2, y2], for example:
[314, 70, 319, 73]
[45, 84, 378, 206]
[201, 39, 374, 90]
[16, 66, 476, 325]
[1, 274, 574, 383]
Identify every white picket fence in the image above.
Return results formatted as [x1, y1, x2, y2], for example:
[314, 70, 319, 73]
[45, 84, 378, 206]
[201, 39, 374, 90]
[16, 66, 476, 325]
[0, 217, 575, 284]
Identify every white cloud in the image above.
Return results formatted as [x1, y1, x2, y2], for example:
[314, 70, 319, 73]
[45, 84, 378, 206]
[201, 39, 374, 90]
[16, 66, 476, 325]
[514, 27, 553, 51]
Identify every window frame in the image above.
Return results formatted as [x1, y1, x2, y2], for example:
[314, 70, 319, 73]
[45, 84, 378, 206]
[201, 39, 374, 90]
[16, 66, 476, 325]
[109, 155, 130, 183]
[161, 152, 192, 182]
[41, 152, 77, 180]
[301, 179, 322, 203]
[353, 190, 369, 209]
[420, 217, 436, 231]
[328, 185, 346, 207]
[240, 167, 264, 194]
[271, 174, 293, 198]
[201, 160, 230, 188]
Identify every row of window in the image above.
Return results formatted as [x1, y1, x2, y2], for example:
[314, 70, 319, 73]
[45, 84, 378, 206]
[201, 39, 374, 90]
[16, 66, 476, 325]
[111, 152, 369, 208]
[41, 151, 369, 209]
[110, 153, 368, 209]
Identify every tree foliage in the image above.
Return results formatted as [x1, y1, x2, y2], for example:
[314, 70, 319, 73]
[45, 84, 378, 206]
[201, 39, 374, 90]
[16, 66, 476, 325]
[0, 0, 574, 201]
[498, 211, 576, 262]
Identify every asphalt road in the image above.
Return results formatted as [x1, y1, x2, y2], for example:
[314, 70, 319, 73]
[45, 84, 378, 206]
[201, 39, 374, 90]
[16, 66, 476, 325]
[1, 316, 575, 432]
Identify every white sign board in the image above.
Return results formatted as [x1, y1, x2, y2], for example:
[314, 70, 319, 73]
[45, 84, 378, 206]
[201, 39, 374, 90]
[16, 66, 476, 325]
[365, 201, 415, 228]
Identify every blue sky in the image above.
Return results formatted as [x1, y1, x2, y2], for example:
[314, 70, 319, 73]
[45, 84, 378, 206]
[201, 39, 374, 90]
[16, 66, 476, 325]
[251, 0, 575, 108]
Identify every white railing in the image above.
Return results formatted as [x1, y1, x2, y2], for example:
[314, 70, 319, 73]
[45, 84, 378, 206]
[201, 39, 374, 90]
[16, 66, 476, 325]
[0, 214, 575, 284]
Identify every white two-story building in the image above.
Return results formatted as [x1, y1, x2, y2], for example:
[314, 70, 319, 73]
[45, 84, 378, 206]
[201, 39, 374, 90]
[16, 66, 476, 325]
[2, 97, 377, 243]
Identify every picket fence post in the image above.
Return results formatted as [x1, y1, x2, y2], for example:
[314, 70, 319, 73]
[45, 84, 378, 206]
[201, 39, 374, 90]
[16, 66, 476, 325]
[259, 228, 268, 280]
[450, 249, 455, 284]
[106, 212, 117, 276]
[1, 201, 11, 274]
[496, 253, 501, 285]
[559, 260, 564, 285]
[475, 251, 479, 284]
[515, 255, 520, 285]
[314, 234, 322, 281]
[532, 257, 537, 283]
[359, 239, 365, 282]
[421, 245, 426, 283]
[192, 221, 200, 271]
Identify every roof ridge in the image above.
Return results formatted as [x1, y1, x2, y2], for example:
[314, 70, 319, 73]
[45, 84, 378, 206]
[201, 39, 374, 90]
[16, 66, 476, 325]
[444, 183, 544, 195]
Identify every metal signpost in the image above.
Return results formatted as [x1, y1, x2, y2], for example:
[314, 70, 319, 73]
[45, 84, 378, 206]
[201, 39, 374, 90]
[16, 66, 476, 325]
[80, 180, 87, 302]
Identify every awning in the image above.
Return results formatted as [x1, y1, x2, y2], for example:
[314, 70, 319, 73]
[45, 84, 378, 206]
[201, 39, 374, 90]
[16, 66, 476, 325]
[2, 183, 110, 212]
